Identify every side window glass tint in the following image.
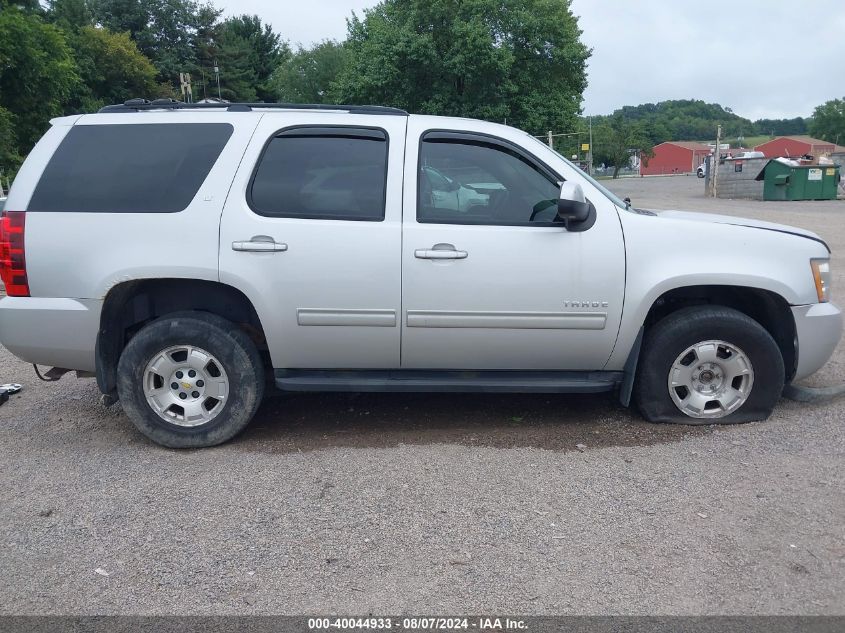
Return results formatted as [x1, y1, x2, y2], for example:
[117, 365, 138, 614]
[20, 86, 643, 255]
[29, 123, 233, 213]
[418, 136, 560, 225]
[250, 127, 388, 221]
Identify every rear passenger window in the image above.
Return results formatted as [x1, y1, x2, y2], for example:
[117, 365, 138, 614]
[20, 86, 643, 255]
[28, 123, 233, 213]
[249, 127, 388, 221]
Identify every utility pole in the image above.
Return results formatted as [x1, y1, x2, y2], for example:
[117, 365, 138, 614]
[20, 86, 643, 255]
[588, 115, 594, 176]
[547, 130, 553, 150]
[214, 61, 221, 100]
[712, 124, 721, 198]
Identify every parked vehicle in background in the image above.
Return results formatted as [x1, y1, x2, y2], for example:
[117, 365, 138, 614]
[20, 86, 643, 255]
[420, 165, 492, 213]
[697, 163, 706, 178]
[0, 100, 840, 447]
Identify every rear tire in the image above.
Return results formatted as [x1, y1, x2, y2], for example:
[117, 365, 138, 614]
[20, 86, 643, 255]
[634, 306, 784, 424]
[117, 311, 265, 447]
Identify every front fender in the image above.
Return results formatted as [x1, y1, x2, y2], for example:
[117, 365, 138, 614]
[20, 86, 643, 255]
[606, 212, 826, 371]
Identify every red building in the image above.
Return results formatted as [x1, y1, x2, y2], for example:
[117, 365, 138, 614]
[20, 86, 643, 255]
[754, 135, 845, 159]
[641, 141, 711, 176]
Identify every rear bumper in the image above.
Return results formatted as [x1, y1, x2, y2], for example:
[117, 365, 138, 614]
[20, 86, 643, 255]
[0, 296, 102, 372]
[792, 302, 843, 381]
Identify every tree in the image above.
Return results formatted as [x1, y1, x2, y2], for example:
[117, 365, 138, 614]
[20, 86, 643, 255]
[600, 100, 754, 145]
[191, 2, 222, 98]
[753, 116, 807, 137]
[89, 0, 221, 87]
[272, 40, 347, 104]
[69, 26, 159, 111]
[0, 8, 79, 155]
[0, 0, 42, 11]
[46, 0, 93, 29]
[0, 107, 23, 181]
[334, 0, 589, 134]
[88, 0, 154, 48]
[213, 28, 258, 102]
[217, 15, 286, 102]
[809, 98, 845, 145]
[593, 115, 653, 178]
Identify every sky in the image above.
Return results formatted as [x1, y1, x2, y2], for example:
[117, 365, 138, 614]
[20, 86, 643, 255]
[219, 0, 845, 121]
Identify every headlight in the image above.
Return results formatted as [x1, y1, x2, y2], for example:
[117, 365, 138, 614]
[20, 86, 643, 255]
[811, 258, 831, 303]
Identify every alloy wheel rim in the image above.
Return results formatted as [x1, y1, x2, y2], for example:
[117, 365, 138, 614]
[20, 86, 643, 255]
[667, 340, 754, 419]
[142, 345, 229, 427]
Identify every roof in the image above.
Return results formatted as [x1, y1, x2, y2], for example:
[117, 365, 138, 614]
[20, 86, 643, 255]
[656, 140, 712, 152]
[774, 135, 834, 146]
[755, 135, 845, 152]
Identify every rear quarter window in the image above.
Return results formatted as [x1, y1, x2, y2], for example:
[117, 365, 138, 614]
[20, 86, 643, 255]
[27, 123, 233, 213]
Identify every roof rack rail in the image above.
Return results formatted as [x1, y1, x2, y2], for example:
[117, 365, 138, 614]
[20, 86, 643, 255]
[98, 100, 409, 116]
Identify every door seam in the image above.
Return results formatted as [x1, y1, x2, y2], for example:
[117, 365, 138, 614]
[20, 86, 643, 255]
[216, 113, 265, 283]
[398, 116, 409, 367]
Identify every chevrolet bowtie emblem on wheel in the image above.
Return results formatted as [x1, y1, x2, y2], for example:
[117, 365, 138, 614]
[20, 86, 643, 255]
[181, 382, 192, 390]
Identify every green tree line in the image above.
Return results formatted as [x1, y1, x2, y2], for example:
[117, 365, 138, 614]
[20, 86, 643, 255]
[0, 0, 292, 178]
[586, 99, 844, 178]
[0, 0, 591, 180]
[2, 0, 842, 184]
[587, 100, 823, 155]
[591, 100, 812, 144]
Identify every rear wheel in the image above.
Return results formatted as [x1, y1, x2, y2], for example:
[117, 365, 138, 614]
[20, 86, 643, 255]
[117, 311, 264, 447]
[635, 306, 784, 424]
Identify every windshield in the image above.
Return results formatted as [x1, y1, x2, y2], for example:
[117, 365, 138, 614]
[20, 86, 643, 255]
[523, 134, 629, 209]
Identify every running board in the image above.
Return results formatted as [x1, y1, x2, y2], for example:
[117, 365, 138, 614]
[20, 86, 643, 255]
[274, 370, 623, 394]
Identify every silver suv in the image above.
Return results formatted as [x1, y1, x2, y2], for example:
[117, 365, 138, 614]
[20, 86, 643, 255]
[0, 101, 841, 447]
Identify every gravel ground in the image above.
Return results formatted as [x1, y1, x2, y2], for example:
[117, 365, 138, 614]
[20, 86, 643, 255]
[1, 176, 843, 615]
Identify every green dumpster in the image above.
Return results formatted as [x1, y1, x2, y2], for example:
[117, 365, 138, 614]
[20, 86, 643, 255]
[756, 160, 840, 201]
[821, 166, 841, 199]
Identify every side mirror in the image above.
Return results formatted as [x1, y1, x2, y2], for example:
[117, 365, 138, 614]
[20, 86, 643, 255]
[557, 182, 592, 228]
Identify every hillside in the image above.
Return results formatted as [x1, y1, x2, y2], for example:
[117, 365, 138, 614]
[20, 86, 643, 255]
[589, 100, 809, 146]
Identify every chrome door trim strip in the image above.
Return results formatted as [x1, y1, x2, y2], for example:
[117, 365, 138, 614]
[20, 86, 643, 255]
[406, 310, 607, 330]
[297, 308, 397, 327]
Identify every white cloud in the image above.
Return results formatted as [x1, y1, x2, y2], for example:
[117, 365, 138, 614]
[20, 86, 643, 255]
[217, 0, 845, 119]
[219, 0, 377, 47]
[573, 0, 845, 119]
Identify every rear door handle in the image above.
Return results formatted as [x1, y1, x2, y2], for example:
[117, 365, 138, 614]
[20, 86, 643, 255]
[232, 236, 288, 252]
[415, 243, 468, 260]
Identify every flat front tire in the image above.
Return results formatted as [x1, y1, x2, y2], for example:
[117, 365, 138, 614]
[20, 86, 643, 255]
[117, 311, 265, 447]
[634, 306, 784, 424]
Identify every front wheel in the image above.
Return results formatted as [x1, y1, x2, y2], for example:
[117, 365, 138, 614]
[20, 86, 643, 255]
[116, 311, 265, 447]
[634, 306, 784, 424]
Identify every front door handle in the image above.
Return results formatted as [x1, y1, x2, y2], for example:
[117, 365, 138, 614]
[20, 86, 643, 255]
[415, 243, 468, 260]
[232, 236, 288, 252]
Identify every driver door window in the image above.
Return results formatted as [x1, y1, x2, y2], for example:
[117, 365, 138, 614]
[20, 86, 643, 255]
[418, 134, 561, 225]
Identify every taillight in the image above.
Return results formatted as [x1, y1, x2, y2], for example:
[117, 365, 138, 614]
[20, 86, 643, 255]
[0, 211, 30, 297]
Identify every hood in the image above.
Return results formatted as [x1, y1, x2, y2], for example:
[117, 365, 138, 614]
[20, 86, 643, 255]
[652, 209, 829, 252]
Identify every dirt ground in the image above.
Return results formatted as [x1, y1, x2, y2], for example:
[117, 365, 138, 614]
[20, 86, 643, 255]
[1, 175, 843, 615]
